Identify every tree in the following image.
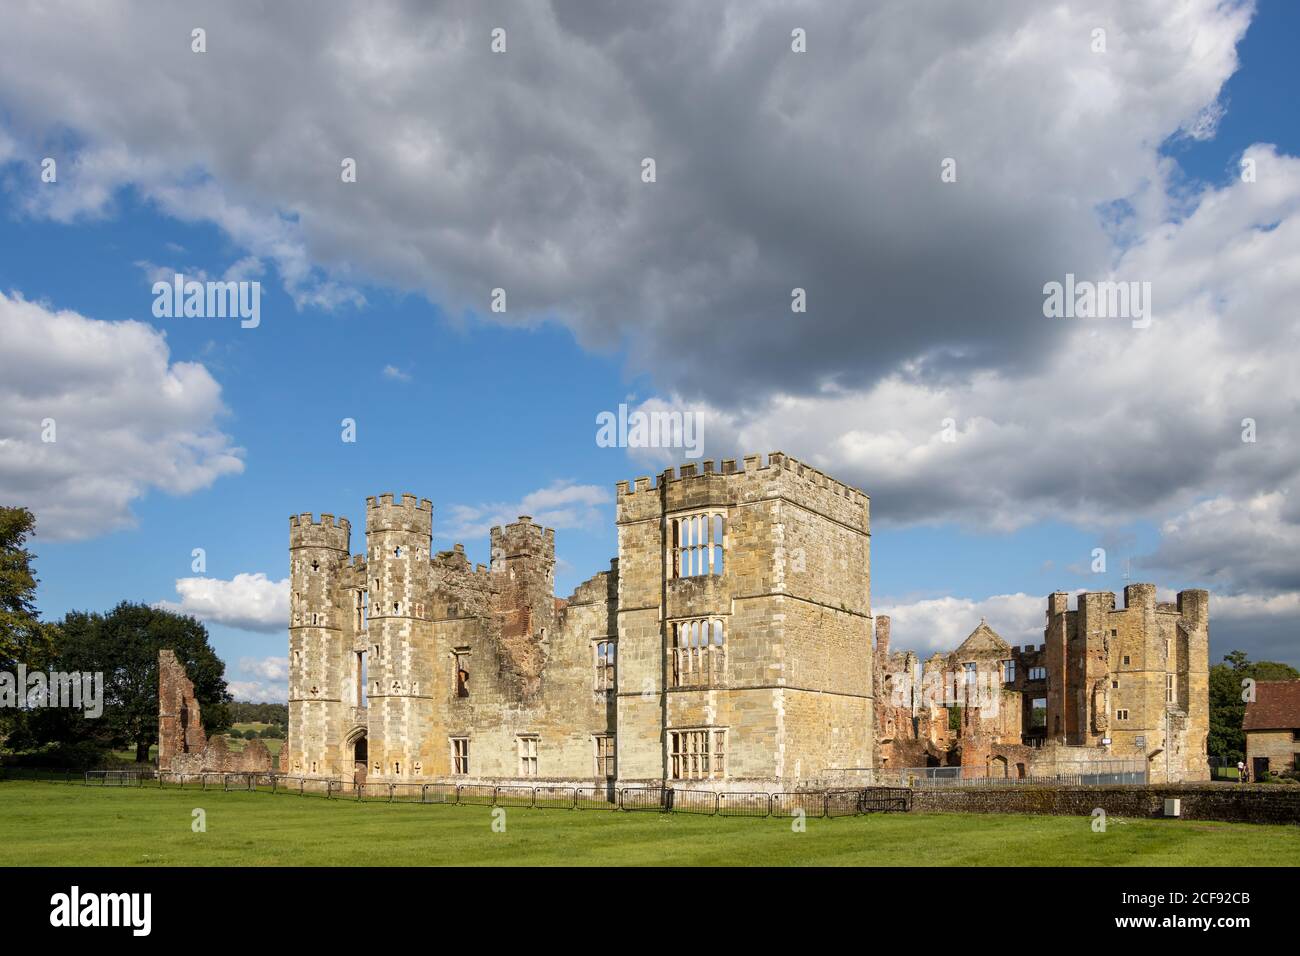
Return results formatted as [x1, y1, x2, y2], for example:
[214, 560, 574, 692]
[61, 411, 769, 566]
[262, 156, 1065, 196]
[0, 506, 56, 746]
[0, 506, 50, 670]
[50, 603, 231, 762]
[1208, 650, 1300, 761]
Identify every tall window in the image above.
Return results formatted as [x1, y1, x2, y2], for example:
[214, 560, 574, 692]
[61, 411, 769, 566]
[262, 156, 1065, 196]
[594, 640, 615, 695]
[669, 729, 727, 780]
[963, 662, 977, 685]
[517, 735, 539, 776]
[1166, 673, 1174, 704]
[451, 737, 470, 775]
[1001, 659, 1015, 683]
[355, 650, 367, 707]
[1030, 697, 1047, 729]
[671, 618, 725, 687]
[672, 512, 725, 578]
[594, 734, 615, 778]
[453, 649, 471, 698]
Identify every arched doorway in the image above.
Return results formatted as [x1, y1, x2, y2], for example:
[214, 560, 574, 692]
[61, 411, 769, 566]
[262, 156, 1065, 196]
[989, 755, 1009, 778]
[351, 732, 368, 785]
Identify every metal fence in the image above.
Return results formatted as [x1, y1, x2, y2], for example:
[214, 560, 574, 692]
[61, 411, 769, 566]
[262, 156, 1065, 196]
[853, 760, 1148, 788]
[0, 767, 913, 818]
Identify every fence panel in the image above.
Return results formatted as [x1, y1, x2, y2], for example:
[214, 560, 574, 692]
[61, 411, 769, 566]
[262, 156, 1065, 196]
[859, 787, 911, 813]
[456, 784, 496, 806]
[826, 790, 863, 817]
[223, 773, 255, 792]
[717, 791, 771, 817]
[670, 788, 718, 815]
[620, 786, 670, 811]
[390, 783, 426, 803]
[771, 791, 827, 819]
[575, 786, 619, 810]
[494, 785, 535, 809]
[415, 784, 455, 805]
[533, 786, 576, 810]
[84, 769, 151, 787]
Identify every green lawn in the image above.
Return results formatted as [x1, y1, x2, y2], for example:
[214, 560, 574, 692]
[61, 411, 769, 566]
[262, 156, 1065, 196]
[1, 781, 1297, 866]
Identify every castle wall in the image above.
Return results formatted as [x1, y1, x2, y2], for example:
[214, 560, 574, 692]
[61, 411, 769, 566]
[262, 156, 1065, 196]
[878, 587, 1210, 782]
[283, 451, 874, 787]
[273, 455, 1207, 788]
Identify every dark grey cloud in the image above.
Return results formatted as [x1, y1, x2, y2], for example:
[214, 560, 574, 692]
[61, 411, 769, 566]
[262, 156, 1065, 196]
[0, 0, 1248, 407]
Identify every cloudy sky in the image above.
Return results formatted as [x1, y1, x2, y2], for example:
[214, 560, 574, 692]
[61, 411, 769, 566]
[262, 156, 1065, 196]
[1, 0, 1297, 701]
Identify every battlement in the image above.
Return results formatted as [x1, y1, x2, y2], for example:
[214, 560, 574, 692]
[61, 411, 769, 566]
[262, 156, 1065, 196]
[615, 451, 867, 504]
[1047, 585, 1209, 623]
[489, 516, 556, 563]
[289, 512, 351, 551]
[365, 492, 433, 534]
[616, 451, 869, 534]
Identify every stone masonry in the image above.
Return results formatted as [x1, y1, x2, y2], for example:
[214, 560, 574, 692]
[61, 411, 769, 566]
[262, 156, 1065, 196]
[279, 452, 874, 789]
[876, 585, 1211, 783]
[189, 449, 1213, 789]
[158, 649, 272, 774]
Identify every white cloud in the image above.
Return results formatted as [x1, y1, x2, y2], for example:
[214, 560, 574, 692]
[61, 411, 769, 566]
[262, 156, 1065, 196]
[439, 480, 612, 542]
[876, 593, 1048, 656]
[680, 146, 1300, 540]
[1146, 491, 1300, 594]
[0, 0, 1251, 382]
[381, 364, 412, 382]
[0, 291, 244, 539]
[239, 656, 289, 681]
[155, 573, 289, 633]
[227, 679, 287, 704]
[1, 0, 1294, 623]
[1198, 590, 1300, 667]
[880, 587, 1300, 668]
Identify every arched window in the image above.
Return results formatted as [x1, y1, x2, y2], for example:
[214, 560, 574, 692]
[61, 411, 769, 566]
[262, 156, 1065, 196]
[671, 511, 725, 578]
[670, 618, 726, 687]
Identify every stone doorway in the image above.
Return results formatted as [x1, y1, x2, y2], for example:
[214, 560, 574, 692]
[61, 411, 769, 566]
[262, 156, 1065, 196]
[353, 734, 368, 785]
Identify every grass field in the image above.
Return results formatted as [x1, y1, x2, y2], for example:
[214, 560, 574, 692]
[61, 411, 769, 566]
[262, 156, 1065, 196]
[1, 782, 1297, 866]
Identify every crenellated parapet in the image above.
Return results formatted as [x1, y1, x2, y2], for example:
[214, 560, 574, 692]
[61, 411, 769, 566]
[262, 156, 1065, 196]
[289, 513, 351, 553]
[615, 451, 869, 532]
[365, 493, 432, 536]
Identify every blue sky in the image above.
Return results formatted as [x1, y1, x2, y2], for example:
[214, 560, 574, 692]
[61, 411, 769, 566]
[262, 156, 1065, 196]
[2, 1, 1298, 697]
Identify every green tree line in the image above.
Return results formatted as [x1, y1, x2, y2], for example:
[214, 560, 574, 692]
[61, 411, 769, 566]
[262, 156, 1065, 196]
[1, 506, 233, 766]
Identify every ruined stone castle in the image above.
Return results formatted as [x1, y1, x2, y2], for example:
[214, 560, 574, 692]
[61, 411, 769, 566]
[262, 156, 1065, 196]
[874, 585, 1211, 784]
[279, 452, 872, 788]
[160, 451, 1209, 787]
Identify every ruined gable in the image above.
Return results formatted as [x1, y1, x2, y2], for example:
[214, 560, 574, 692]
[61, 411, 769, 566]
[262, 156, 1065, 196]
[158, 649, 272, 774]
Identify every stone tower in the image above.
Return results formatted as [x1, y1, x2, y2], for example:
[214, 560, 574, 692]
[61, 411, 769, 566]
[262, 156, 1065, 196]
[285, 512, 350, 776]
[489, 516, 557, 696]
[614, 452, 874, 784]
[363, 494, 433, 779]
[1044, 584, 1209, 782]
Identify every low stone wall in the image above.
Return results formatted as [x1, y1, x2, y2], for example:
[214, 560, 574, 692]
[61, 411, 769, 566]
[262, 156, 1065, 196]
[910, 784, 1300, 825]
